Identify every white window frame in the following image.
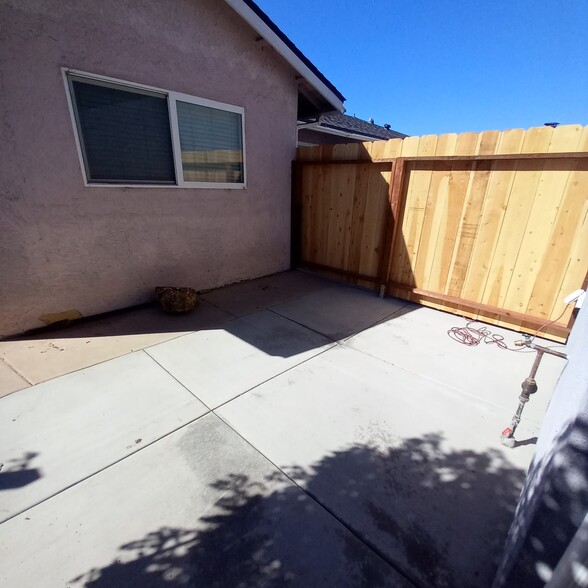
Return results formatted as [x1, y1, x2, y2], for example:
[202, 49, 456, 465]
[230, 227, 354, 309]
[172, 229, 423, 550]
[62, 68, 247, 189]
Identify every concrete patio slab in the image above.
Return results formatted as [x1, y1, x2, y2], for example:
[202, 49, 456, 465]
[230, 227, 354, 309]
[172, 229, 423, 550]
[0, 359, 29, 398]
[271, 285, 409, 340]
[0, 352, 207, 523]
[146, 309, 334, 408]
[346, 303, 567, 425]
[0, 272, 567, 588]
[0, 300, 232, 385]
[200, 269, 334, 317]
[217, 345, 538, 588]
[0, 414, 412, 588]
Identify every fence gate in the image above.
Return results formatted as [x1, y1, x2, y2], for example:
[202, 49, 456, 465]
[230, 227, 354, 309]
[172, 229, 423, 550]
[293, 125, 588, 342]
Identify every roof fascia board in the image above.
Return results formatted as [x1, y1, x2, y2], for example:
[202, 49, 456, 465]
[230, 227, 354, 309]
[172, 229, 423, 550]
[225, 0, 345, 113]
[299, 123, 389, 142]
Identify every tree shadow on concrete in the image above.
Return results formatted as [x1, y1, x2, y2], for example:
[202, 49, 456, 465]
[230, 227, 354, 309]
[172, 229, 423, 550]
[0, 451, 41, 491]
[70, 434, 526, 588]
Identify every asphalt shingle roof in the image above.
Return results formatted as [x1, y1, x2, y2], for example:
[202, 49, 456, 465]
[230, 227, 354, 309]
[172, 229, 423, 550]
[319, 113, 407, 140]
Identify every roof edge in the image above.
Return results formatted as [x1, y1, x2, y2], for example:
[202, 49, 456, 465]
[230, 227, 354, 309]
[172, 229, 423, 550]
[299, 124, 386, 142]
[300, 123, 406, 142]
[224, 0, 345, 112]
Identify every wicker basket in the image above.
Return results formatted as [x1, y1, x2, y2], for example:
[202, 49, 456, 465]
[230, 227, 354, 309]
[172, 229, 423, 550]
[155, 287, 199, 313]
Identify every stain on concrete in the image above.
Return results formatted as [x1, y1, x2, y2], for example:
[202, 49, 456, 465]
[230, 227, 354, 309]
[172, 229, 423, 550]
[368, 501, 449, 586]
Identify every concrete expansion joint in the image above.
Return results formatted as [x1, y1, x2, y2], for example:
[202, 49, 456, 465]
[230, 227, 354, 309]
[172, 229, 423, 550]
[143, 350, 213, 408]
[212, 410, 421, 588]
[209, 346, 336, 414]
[266, 307, 336, 342]
[0, 410, 213, 526]
[198, 297, 240, 320]
[0, 355, 34, 385]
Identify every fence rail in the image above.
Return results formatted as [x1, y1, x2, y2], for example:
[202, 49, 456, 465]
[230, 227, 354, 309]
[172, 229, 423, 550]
[293, 125, 588, 341]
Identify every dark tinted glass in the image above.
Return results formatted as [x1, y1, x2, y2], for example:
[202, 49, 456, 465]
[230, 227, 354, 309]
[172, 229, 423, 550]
[71, 79, 176, 184]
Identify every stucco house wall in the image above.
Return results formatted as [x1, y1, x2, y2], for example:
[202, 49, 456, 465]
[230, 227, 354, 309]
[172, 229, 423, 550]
[0, 0, 298, 337]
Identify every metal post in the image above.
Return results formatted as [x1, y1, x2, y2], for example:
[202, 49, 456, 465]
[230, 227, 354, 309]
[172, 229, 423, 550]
[500, 340, 568, 448]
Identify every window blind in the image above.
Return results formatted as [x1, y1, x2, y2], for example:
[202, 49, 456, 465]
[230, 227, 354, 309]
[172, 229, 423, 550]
[176, 101, 243, 184]
[71, 80, 176, 184]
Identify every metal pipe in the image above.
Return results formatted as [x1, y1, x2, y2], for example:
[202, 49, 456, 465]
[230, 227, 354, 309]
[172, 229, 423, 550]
[530, 343, 567, 360]
[500, 340, 567, 448]
[529, 349, 544, 380]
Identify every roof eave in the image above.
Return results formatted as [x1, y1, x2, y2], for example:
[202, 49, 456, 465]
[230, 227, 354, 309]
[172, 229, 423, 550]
[298, 123, 392, 142]
[224, 0, 345, 113]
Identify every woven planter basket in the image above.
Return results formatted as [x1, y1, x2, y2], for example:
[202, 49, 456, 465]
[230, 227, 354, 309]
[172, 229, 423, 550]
[155, 287, 199, 313]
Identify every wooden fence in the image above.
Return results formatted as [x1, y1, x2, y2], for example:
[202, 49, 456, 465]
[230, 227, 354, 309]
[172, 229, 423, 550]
[293, 125, 588, 341]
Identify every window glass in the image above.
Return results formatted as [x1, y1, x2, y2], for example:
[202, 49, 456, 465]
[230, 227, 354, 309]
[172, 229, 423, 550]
[176, 101, 244, 184]
[66, 72, 246, 188]
[70, 79, 176, 184]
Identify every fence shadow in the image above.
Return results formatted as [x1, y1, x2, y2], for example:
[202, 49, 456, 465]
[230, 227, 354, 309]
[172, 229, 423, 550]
[70, 434, 526, 588]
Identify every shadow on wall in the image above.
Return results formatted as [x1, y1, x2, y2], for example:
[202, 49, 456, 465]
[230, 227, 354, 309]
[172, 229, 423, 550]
[495, 416, 588, 587]
[70, 434, 526, 588]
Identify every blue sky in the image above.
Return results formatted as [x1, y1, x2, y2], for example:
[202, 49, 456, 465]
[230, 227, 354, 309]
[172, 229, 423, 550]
[254, 0, 588, 136]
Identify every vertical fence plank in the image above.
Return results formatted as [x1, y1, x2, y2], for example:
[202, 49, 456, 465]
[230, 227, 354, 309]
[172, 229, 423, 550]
[446, 162, 491, 297]
[526, 156, 588, 323]
[380, 159, 406, 294]
[348, 163, 370, 279]
[324, 163, 339, 269]
[400, 135, 420, 157]
[459, 129, 525, 319]
[383, 138, 403, 159]
[369, 140, 388, 160]
[479, 127, 553, 325]
[449, 131, 502, 320]
[303, 166, 315, 264]
[505, 125, 584, 332]
[549, 174, 588, 326]
[408, 133, 458, 308]
[395, 135, 438, 290]
[359, 165, 389, 281]
[314, 163, 329, 265]
[431, 133, 479, 294]
[546, 126, 588, 329]
[447, 131, 500, 297]
[410, 161, 452, 290]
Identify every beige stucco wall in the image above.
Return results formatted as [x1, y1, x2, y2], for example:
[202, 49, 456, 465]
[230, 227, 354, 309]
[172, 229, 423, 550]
[0, 0, 298, 336]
